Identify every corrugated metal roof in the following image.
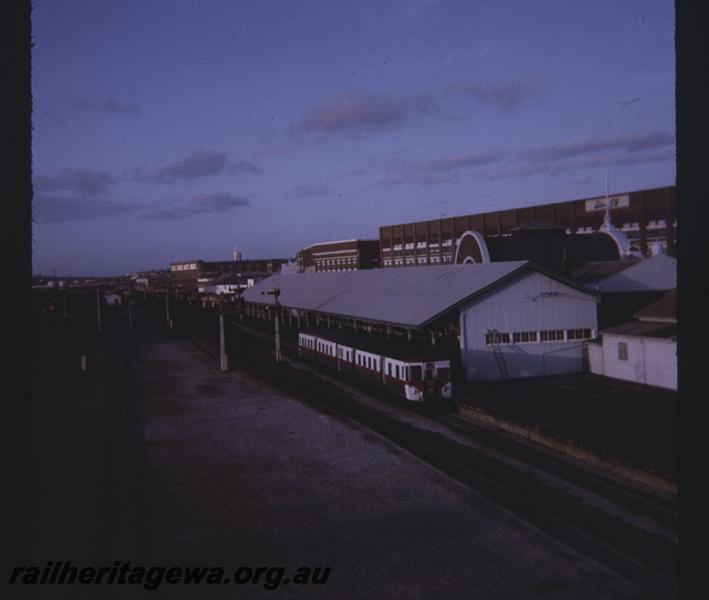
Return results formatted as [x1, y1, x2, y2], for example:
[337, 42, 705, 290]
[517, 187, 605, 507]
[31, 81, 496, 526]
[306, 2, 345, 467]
[571, 259, 641, 284]
[243, 261, 589, 329]
[592, 253, 676, 293]
[633, 289, 677, 322]
[602, 320, 676, 340]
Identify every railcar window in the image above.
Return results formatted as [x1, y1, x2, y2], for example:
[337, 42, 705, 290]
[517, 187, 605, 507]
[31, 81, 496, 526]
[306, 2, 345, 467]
[409, 366, 422, 380]
[395, 365, 400, 379]
[437, 367, 450, 380]
[387, 363, 392, 376]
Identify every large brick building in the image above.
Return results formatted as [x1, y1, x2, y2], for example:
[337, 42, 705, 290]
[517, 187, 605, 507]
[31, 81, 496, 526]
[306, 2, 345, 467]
[297, 239, 380, 273]
[378, 186, 676, 269]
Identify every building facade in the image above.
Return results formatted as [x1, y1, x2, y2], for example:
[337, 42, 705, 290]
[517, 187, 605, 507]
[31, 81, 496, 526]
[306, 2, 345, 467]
[588, 290, 676, 390]
[297, 239, 380, 273]
[242, 262, 598, 383]
[379, 186, 676, 268]
[458, 269, 598, 381]
[170, 258, 290, 290]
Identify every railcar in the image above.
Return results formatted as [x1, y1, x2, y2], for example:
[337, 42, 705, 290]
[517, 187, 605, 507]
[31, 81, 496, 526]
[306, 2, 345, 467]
[298, 328, 453, 407]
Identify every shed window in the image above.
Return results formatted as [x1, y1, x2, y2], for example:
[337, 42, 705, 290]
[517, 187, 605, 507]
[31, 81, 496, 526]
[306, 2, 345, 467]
[540, 330, 565, 342]
[567, 328, 592, 340]
[618, 342, 628, 361]
[485, 332, 510, 345]
[512, 331, 538, 343]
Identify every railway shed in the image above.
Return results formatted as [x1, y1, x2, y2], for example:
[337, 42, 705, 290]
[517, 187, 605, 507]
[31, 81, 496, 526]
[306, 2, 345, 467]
[242, 261, 599, 382]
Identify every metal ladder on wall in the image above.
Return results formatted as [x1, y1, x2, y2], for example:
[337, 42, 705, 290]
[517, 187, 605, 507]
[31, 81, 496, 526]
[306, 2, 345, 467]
[487, 329, 509, 380]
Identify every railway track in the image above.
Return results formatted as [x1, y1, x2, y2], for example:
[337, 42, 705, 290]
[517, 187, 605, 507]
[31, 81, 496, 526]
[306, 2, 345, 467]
[171, 307, 679, 599]
[435, 414, 677, 530]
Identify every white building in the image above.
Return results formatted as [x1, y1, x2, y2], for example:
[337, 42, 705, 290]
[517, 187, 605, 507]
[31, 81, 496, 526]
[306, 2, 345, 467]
[199, 272, 271, 295]
[458, 269, 598, 381]
[588, 290, 676, 390]
[105, 292, 123, 306]
[243, 261, 599, 382]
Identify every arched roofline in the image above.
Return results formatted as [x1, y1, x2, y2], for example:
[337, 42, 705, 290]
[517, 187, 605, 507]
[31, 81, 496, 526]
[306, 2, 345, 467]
[454, 230, 491, 264]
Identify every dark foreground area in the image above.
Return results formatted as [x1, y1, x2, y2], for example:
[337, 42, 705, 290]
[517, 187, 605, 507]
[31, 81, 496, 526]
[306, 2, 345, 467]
[24, 301, 658, 599]
[456, 374, 677, 479]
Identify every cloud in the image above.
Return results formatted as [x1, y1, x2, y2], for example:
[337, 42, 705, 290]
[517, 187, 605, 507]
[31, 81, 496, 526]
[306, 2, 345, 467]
[34, 169, 115, 196]
[368, 151, 502, 189]
[448, 79, 540, 111]
[285, 184, 337, 199]
[34, 194, 138, 223]
[525, 131, 675, 162]
[139, 193, 251, 220]
[291, 91, 438, 137]
[64, 96, 141, 116]
[149, 150, 262, 182]
[417, 152, 503, 173]
[545, 149, 675, 176]
[485, 149, 675, 181]
[193, 193, 251, 212]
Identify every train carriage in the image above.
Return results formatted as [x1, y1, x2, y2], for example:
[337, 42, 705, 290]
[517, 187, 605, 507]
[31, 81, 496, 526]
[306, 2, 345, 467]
[298, 327, 453, 407]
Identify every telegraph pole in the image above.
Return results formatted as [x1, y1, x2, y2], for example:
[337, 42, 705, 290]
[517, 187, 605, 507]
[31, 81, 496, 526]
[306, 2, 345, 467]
[165, 288, 172, 328]
[262, 287, 282, 363]
[96, 286, 102, 335]
[219, 310, 228, 371]
[128, 300, 133, 328]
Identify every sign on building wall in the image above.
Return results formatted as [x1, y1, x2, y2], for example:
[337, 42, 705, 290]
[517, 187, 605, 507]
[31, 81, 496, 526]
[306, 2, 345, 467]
[584, 194, 630, 212]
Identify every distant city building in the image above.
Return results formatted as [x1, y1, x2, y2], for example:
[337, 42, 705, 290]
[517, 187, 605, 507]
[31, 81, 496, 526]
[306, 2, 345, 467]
[132, 270, 171, 292]
[378, 185, 676, 269]
[297, 239, 380, 273]
[279, 261, 298, 275]
[170, 258, 290, 290]
[198, 272, 271, 295]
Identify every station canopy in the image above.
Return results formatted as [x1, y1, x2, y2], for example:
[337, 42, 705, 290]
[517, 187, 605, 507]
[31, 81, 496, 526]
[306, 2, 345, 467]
[242, 261, 592, 329]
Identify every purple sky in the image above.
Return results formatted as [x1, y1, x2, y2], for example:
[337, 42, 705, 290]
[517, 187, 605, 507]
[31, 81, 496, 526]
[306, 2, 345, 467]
[32, 0, 675, 276]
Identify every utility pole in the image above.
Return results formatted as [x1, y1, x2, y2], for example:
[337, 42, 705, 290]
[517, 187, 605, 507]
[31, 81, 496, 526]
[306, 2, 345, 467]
[165, 288, 172, 328]
[96, 286, 102, 335]
[262, 287, 281, 363]
[219, 311, 228, 371]
[128, 300, 133, 328]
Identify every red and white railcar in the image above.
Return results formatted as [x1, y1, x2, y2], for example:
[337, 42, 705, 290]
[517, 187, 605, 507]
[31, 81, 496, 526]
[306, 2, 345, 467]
[298, 328, 453, 405]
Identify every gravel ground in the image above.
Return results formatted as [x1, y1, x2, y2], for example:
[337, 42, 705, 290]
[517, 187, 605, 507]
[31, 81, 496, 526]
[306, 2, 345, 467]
[133, 336, 646, 600]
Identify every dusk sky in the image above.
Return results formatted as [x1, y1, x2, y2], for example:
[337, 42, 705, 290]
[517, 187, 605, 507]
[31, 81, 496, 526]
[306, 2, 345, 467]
[32, 0, 675, 276]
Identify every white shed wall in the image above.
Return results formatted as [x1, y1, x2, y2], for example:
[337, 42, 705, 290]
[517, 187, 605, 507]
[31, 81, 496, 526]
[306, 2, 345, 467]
[592, 333, 676, 390]
[459, 271, 598, 381]
[588, 341, 604, 374]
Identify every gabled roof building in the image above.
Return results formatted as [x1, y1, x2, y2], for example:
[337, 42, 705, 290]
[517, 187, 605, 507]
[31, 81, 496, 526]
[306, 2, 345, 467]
[243, 261, 599, 382]
[588, 289, 676, 390]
